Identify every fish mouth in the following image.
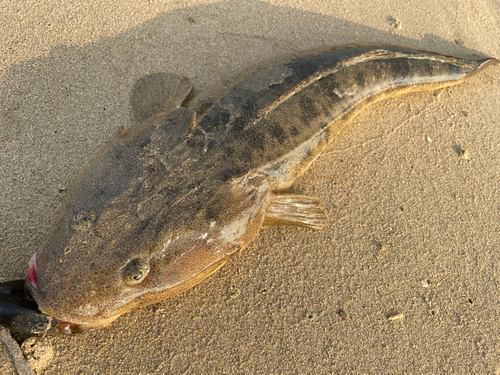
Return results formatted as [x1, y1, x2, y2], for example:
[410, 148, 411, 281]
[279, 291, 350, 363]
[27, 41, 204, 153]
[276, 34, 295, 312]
[25, 253, 73, 333]
[27, 252, 39, 290]
[24, 252, 107, 333]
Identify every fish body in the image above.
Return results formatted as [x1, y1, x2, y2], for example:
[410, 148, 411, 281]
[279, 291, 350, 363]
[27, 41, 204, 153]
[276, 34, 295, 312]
[24, 46, 495, 331]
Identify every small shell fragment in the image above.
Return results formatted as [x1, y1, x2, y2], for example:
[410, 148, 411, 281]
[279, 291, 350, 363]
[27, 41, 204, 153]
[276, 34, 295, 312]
[339, 309, 348, 320]
[388, 313, 405, 321]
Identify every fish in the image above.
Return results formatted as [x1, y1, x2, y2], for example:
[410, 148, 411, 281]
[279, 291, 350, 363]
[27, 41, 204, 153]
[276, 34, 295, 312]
[18, 45, 495, 333]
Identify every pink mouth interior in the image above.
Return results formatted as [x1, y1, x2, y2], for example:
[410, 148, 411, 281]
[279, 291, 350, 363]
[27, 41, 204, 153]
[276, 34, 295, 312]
[27, 252, 39, 290]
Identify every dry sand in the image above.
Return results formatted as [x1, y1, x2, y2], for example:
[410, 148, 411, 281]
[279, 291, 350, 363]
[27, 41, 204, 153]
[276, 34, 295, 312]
[1, 0, 499, 373]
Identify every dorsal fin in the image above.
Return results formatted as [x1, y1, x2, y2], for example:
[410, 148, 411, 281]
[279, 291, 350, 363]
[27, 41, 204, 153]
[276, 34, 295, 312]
[130, 73, 193, 125]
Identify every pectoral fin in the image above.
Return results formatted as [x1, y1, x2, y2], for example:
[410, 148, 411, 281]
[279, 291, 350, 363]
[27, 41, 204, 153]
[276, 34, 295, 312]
[130, 73, 193, 125]
[263, 194, 327, 230]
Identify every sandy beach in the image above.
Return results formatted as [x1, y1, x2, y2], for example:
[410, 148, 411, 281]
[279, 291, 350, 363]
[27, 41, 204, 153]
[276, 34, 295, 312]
[1, 0, 499, 373]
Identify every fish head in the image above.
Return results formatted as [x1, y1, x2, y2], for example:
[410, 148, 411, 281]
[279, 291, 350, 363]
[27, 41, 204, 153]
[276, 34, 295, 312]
[25, 205, 235, 331]
[25, 153, 269, 332]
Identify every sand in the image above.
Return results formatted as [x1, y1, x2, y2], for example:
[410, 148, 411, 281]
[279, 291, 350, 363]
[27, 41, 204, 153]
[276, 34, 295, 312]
[1, 0, 499, 373]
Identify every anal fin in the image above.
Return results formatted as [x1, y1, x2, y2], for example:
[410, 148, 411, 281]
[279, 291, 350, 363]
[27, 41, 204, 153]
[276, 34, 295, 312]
[263, 194, 327, 230]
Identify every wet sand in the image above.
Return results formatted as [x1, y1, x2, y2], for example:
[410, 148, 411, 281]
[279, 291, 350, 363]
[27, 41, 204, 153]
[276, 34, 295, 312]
[1, 0, 499, 373]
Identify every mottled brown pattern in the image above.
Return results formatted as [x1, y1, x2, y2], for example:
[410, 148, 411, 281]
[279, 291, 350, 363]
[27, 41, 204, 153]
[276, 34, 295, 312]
[26, 46, 495, 330]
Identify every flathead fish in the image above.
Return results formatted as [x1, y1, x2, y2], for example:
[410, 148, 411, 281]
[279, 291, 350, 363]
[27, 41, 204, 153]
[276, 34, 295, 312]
[21, 46, 495, 332]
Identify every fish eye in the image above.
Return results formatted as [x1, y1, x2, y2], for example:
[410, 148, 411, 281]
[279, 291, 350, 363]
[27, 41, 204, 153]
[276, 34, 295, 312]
[122, 258, 150, 285]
